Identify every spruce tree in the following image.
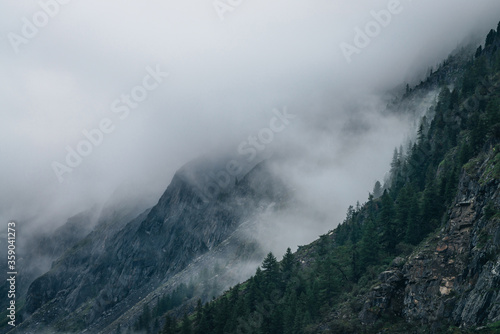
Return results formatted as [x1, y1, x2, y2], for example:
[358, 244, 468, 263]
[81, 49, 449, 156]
[262, 252, 280, 289]
[379, 191, 397, 252]
[373, 180, 383, 198]
[281, 248, 295, 279]
[360, 217, 379, 267]
[181, 313, 192, 334]
[405, 193, 421, 245]
[162, 315, 177, 334]
[486, 29, 496, 47]
[395, 185, 413, 240]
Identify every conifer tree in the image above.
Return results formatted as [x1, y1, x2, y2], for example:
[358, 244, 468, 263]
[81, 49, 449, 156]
[379, 191, 397, 252]
[262, 252, 280, 286]
[281, 248, 295, 279]
[405, 193, 421, 245]
[181, 313, 192, 334]
[360, 216, 379, 267]
[162, 315, 177, 334]
[486, 29, 496, 47]
[373, 180, 383, 198]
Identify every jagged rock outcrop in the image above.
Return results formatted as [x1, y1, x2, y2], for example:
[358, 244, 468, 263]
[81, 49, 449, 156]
[0, 210, 97, 317]
[18, 159, 288, 333]
[360, 148, 500, 332]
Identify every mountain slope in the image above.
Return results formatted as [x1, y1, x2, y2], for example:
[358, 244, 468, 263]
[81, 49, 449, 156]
[10, 17, 500, 334]
[13, 160, 289, 333]
[165, 21, 500, 334]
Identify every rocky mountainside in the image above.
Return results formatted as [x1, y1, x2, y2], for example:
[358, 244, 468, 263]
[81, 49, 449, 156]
[358, 148, 500, 332]
[162, 23, 500, 334]
[0, 181, 156, 326]
[7, 17, 500, 334]
[0, 209, 96, 325]
[9, 160, 289, 333]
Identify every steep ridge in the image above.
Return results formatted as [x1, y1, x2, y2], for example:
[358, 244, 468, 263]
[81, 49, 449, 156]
[0, 209, 97, 330]
[14, 160, 289, 333]
[165, 22, 500, 334]
[0, 182, 154, 331]
[359, 149, 500, 332]
[96, 217, 271, 333]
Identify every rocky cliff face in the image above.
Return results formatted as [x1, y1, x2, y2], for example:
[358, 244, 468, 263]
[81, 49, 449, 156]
[17, 159, 288, 333]
[359, 147, 500, 332]
[0, 210, 96, 316]
[0, 183, 153, 323]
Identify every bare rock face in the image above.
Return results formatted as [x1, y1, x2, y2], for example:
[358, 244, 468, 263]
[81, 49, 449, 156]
[20, 159, 289, 333]
[360, 150, 500, 332]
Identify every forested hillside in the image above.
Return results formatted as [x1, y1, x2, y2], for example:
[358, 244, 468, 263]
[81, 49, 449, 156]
[140, 21, 500, 334]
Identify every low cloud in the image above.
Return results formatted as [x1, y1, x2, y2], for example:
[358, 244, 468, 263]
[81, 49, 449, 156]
[1, 0, 499, 241]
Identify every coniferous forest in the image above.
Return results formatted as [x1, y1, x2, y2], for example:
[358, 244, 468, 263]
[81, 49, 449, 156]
[127, 20, 500, 334]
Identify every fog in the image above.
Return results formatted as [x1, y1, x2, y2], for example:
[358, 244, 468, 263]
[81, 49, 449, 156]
[1, 0, 500, 240]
